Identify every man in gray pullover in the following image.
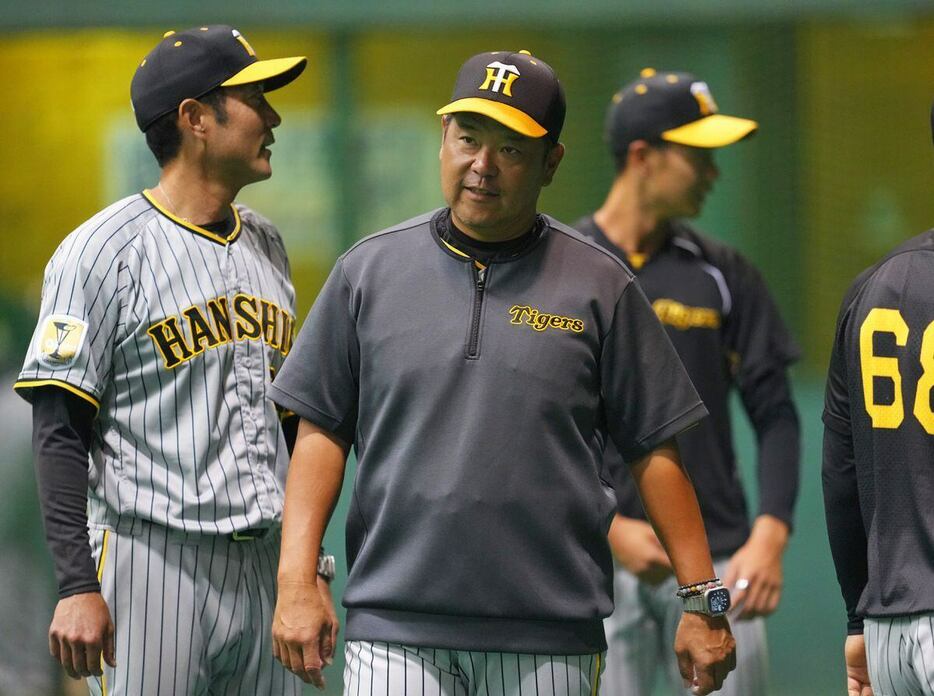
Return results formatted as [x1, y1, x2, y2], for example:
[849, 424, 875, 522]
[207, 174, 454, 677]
[268, 49, 736, 696]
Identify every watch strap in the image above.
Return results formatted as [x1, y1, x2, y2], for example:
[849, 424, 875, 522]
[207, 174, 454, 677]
[316, 552, 336, 582]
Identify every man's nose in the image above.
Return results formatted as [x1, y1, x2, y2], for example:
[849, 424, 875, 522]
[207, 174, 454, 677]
[471, 146, 498, 177]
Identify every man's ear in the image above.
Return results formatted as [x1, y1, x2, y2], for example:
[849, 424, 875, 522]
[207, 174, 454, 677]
[627, 139, 656, 173]
[178, 98, 209, 139]
[541, 142, 565, 187]
[439, 114, 453, 161]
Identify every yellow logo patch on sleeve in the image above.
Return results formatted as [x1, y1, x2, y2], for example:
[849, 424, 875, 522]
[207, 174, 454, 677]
[36, 314, 89, 368]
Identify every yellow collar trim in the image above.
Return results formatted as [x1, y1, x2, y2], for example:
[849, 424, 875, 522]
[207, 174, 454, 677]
[142, 189, 241, 245]
[440, 237, 471, 259]
[439, 238, 488, 269]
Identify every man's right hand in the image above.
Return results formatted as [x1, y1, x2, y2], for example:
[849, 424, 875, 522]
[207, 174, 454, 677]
[49, 592, 116, 679]
[845, 634, 873, 696]
[607, 514, 673, 585]
[272, 579, 336, 690]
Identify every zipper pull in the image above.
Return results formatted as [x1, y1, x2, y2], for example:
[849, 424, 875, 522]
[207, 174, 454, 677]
[476, 266, 486, 287]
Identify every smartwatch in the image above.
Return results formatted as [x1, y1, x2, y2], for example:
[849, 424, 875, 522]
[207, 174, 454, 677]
[317, 552, 336, 582]
[681, 583, 731, 617]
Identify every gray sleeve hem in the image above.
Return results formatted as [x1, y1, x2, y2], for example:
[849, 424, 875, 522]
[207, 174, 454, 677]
[620, 401, 708, 462]
[267, 384, 347, 437]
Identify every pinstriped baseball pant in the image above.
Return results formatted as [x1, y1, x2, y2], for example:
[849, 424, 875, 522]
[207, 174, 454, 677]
[603, 558, 767, 696]
[865, 615, 934, 695]
[344, 641, 605, 695]
[84, 522, 303, 696]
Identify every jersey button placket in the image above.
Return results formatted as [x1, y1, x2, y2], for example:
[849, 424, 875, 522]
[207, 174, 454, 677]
[227, 241, 275, 519]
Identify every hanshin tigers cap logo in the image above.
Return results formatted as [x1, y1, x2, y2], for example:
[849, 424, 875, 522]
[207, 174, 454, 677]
[36, 314, 88, 369]
[605, 68, 758, 153]
[437, 50, 566, 140]
[130, 24, 307, 132]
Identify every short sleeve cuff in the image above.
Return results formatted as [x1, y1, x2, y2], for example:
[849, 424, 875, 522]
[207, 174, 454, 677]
[13, 379, 101, 412]
[267, 383, 355, 444]
[620, 401, 708, 462]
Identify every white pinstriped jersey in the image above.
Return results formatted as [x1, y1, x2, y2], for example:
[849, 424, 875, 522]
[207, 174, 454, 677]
[15, 191, 296, 534]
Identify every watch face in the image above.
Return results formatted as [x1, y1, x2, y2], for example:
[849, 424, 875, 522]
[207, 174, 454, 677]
[708, 587, 731, 615]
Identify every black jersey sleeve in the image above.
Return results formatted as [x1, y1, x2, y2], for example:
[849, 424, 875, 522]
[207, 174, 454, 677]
[726, 256, 801, 379]
[738, 368, 800, 528]
[822, 423, 868, 634]
[822, 301, 868, 634]
[281, 413, 299, 456]
[31, 386, 100, 598]
[725, 252, 802, 528]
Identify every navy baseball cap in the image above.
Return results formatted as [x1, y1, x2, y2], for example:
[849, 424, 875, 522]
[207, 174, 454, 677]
[437, 50, 566, 141]
[130, 25, 307, 132]
[606, 68, 758, 155]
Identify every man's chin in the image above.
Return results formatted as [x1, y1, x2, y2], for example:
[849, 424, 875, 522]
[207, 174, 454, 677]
[247, 166, 273, 184]
[452, 206, 499, 229]
[681, 202, 704, 219]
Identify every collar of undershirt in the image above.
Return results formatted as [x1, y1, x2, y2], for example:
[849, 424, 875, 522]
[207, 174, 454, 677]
[142, 189, 241, 246]
[589, 216, 678, 272]
[431, 208, 545, 268]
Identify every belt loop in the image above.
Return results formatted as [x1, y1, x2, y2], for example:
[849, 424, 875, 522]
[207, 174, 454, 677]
[229, 527, 270, 542]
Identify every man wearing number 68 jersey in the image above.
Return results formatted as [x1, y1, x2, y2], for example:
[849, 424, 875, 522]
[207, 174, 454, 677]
[822, 107, 934, 696]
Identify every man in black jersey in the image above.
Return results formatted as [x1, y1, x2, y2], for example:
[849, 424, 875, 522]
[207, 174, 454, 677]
[822, 106, 934, 696]
[574, 69, 801, 695]
[269, 51, 737, 695]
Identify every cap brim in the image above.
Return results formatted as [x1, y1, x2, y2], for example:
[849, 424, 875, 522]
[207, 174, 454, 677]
[222, 56, 307, 91]
[436, 97, 547, 138]
[661, 114, 758, 148]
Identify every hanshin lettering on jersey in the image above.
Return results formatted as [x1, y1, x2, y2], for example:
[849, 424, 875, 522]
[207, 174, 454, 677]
[148, 293, 295, 369]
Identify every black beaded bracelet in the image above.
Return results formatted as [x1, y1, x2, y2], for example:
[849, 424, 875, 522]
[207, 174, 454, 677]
[676, 577, 721, 599]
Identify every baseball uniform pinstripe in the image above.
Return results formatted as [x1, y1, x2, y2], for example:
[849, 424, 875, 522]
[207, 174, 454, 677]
[864, 616, 934, 695]
[16, 191, 302, 694]
[343, 642, 604, 696]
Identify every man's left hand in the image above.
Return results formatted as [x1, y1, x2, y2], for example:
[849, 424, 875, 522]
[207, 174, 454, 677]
[723, 515, 789, 619]
[674, 612, 736, 695]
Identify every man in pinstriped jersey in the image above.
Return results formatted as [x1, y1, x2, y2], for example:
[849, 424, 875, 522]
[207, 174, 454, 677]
[268, 50, 736, 695]
[822, 103, 934, 696]
[14, 26, 337, 695]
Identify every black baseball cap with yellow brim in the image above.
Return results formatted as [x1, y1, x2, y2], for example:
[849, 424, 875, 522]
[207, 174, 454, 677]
[437, 50, 566, 141]
[606, 68, 758, 155]
[131, 25, 307, 132]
